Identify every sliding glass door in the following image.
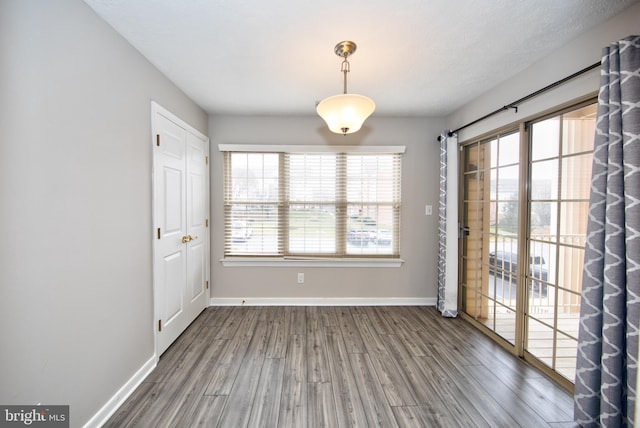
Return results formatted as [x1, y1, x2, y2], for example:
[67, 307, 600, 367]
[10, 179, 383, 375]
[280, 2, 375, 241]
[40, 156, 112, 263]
[459, 101, 596, 388]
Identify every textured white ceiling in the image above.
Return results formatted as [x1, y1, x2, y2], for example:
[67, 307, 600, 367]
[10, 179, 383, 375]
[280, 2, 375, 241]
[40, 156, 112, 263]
[83, 0, 638, 116]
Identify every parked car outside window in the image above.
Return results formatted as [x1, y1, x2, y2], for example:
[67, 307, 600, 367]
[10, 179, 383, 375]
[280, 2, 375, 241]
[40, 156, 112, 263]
[347, 229, 370, 246]
[489, 250, 548, 293]
[371, 229, 392, 246]
[231, 221, 253, 242]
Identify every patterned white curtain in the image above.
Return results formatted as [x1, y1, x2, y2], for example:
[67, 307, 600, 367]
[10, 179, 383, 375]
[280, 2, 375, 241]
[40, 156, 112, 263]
[574, 35, 640, 427]
[437, 132, 458, 317]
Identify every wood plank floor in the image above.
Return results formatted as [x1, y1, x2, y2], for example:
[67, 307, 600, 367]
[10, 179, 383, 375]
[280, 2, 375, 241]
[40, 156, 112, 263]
[104, 306, 578, 428]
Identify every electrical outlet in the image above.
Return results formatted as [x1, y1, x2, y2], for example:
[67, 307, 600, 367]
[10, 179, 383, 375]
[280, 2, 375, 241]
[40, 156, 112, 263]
[297, 273, 304, 284]
[426, 204, 433, 215]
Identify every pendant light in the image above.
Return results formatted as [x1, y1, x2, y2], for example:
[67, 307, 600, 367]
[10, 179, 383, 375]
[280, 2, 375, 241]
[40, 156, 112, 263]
[316, 41, 375, 135]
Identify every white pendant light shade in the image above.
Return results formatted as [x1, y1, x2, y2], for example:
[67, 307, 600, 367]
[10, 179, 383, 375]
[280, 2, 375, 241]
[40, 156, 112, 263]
[316, 94, 375, 135]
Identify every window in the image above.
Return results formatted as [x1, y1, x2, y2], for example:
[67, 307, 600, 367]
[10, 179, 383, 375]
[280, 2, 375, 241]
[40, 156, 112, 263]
[222, 145, 403, 260]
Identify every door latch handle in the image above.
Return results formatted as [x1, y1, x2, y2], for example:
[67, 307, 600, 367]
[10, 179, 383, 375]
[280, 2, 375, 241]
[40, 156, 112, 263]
[181, 235, 192, 243]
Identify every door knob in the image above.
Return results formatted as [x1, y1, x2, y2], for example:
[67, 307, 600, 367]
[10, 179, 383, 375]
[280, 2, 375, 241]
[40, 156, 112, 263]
[181, 234, 199, 243]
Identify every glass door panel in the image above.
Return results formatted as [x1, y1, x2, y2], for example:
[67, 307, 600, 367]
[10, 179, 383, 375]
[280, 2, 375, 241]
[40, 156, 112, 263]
[461, 142, 491, 325]
[525, 103, 596, 383]
[461, 131, 520, 345]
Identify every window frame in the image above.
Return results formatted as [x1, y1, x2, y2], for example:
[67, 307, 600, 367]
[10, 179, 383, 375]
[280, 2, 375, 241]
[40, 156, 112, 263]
[219, 144, 405, 267]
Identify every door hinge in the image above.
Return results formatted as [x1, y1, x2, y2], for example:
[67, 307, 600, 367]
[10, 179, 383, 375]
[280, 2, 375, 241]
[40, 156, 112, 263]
[158, 319, 162, 332]
[156, 134, 160, 146]
[205, 156, 208, 165]
[157, 228, 161, 239]
[205, 219, 208, 227]
[206, 280, 209, 289]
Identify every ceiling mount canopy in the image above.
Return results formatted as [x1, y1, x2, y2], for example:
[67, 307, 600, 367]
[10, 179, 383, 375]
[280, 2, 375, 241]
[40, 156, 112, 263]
[316, 41, 375, 136]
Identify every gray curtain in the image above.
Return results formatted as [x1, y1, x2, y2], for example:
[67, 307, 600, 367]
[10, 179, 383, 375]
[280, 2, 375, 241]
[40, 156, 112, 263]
[437, 132, 458, 317]
[574, 35, 640, 427]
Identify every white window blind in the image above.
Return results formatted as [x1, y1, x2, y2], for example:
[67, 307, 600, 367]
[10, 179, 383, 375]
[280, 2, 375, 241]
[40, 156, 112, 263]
[223, 146, 402, 259]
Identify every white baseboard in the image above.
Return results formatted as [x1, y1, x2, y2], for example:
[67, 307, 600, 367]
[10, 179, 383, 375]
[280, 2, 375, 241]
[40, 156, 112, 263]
[210, 297, 436, 306]
[83, 355, 157, 428]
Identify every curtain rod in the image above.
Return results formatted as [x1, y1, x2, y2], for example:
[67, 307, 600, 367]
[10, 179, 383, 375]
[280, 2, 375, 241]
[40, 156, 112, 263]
[439, 61, 601, 139]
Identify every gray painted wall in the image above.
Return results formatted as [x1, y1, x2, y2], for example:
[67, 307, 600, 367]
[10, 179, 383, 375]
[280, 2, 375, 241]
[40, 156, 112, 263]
[208, 115, 446, 302]
[446, 1, 640, 142]
[0, 1, 207, 426]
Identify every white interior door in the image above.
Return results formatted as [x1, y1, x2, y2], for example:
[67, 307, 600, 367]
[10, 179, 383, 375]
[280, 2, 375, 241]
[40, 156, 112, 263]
[153, 104, 209, 356]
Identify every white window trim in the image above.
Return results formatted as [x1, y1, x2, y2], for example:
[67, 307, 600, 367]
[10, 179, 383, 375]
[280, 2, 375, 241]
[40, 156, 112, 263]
[220, 257, 405, 268]
[218, 144, 406, 154]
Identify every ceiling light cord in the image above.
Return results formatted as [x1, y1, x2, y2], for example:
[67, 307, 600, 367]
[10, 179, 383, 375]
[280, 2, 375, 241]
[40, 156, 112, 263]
[341, 57, 350, 94]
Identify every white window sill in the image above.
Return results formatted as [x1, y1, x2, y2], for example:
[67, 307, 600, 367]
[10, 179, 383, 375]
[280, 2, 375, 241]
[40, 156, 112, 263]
[220, 257, 405, 268]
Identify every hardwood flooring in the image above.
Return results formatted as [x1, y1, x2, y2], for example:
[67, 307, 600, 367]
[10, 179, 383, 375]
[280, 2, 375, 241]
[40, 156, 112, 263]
[104, 306, 578, 427]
